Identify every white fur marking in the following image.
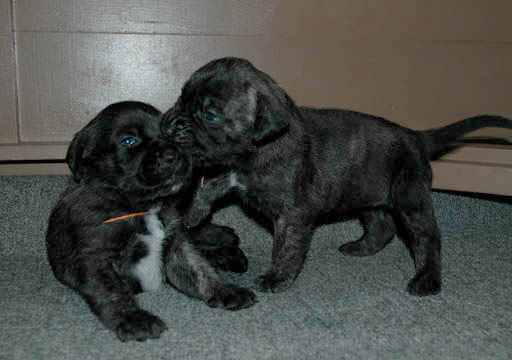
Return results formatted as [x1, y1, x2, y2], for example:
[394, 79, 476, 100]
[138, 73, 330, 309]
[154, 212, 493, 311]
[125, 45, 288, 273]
[182, 241, 219, 298]
[131, 209, 164, 292]
[246, 87, 258, 125]
[229, 172, 246, 191]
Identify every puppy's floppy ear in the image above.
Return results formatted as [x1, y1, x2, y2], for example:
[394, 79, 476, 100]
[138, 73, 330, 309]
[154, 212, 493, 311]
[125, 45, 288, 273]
[252, 90, 290, 144]
[66, 128, 92, 182]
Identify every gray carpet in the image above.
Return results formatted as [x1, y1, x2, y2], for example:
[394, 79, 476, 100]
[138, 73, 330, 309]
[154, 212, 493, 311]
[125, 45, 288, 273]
[1, 175, 511, 360]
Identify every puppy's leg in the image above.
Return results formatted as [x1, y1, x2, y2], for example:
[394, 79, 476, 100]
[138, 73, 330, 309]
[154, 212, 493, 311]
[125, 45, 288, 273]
[340, 209, 396, 256]
[191, 223, 240, 247]
[190, 223, 248, 273]
[394, 175, 441, 296]
[184, 174, 249, 273]
[165, 228, 256, 310]
[75, 262, 167, 342]
[184, 172, 237, 228]
[255, 216, 313, 293]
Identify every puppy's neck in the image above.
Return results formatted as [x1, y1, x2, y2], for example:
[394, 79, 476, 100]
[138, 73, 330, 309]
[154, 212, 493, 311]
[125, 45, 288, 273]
[81, 182, 162, 213]
[252, 114, 306, 168]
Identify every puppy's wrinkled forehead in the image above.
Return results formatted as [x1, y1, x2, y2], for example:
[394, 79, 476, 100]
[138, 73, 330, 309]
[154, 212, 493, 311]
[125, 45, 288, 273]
[112, 108, 160, 137]
[181, 69, 258, 124]
[92, 106, 161, 145]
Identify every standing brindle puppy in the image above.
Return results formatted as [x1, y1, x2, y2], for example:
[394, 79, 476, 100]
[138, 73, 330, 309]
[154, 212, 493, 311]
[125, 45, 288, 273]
[161, 57, 512, 296]
[46, 101, 255, 342]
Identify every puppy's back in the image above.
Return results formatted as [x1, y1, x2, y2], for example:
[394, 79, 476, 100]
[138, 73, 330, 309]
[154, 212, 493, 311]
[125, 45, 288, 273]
[297, 107, 426, 210]
[299, 107, 420, 167]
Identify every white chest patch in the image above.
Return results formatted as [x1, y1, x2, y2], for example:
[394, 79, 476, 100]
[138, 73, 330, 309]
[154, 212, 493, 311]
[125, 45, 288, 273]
[229, 172, 247, 191]
[131, 209, 165, 292]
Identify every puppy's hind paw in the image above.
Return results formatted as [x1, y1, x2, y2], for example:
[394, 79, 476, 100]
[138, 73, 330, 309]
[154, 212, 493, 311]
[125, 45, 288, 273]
[254, 272, 292, 293]
[339, 241, 372, 257]
[339, 239, 383, 257]
[407, 271, 441, 297]
[115, 310, 167, 342]
[207, 285, 257, 311]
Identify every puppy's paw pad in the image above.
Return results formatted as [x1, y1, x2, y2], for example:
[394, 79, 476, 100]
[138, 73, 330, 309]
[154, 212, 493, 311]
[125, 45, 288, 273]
[407, 273, 441, 297]
[254, 273, 292, 293]
[115, 310, 167, 342]
[339, 241, 376, 257]
[339, 234, 390, 257]
[207, 285, 257, 310]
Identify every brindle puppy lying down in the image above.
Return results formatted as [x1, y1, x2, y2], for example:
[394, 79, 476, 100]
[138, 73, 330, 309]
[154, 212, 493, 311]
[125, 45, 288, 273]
[46, 101, 256, 342]
[161, 57, 512, 297]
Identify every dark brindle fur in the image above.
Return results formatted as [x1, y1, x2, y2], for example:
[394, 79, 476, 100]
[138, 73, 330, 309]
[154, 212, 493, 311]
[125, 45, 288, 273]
[162, 57, 512, 296]
[46, 101, 255, 342]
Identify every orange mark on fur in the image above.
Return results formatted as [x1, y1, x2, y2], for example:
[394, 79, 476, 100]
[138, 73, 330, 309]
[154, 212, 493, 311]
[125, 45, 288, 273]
[104, 211, 151, 223]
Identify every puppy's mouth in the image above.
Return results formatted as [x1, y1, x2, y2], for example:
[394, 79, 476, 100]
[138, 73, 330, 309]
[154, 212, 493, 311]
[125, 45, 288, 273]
[163, 116, 255, 170]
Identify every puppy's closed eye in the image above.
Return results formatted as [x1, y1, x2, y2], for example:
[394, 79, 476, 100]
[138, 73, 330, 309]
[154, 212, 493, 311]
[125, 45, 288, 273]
[201, 109, 222, 124]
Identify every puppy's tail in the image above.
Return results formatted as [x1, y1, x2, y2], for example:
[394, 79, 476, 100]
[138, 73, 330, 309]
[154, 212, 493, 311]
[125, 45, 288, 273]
[419, 115, 512, 160]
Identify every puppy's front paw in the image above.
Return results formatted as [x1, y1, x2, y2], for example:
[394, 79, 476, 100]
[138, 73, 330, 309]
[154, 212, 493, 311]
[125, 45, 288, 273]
[254, 272, 292, 293]
[207, 285, 257, 310]
[407, 271, 441, 297]
[115, 310, 167, 342]
[184, 203, 212, 228]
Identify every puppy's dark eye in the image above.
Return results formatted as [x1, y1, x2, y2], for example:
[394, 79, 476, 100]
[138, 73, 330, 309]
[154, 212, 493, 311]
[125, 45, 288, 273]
[120, 136, 138, 148]
[203, 110, 220, 123]
[165, 126, 175, 136]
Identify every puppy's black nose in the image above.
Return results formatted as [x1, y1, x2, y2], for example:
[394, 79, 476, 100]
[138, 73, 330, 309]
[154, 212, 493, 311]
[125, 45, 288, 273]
[162, 116, 182, 136]
[168, 121, 183, 137]
[164, 117, 194, 147]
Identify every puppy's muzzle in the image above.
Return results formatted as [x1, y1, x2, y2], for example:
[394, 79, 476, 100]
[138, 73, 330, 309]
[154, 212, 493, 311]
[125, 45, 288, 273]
[141, 145, 191, 186]
[162, 115, 194, 145]
[160, 147, 190, 176]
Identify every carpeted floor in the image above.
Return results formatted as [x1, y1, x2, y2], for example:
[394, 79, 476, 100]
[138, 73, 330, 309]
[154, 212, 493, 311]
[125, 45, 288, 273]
[1, 175, 511, 359]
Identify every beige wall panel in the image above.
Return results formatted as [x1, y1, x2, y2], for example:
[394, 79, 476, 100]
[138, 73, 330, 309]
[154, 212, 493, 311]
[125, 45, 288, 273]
[14, 1, 512, 42]
[0, 163, 69, 176]
[16, 31, 512, 143]
[14, 0, 282, 35]
[0, 144, 68, 161]
[0, 34, 18, 144]
[7, 0, 512, 194]
[441, 145, 512, 166]
[287, 39, 444, 122]
[280, 39, 512, 141]
[276, 1, 443, 43]
[432, 160, 512, 196]
[433, 42, 512, 139]
[16, 33, 313, 142]
[0, 0, 17, 144]
[0, 0, 11, 33]
[16, 32, 175, 142]
[293, 0, 512, 42]
[440, 0, 512, 42]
